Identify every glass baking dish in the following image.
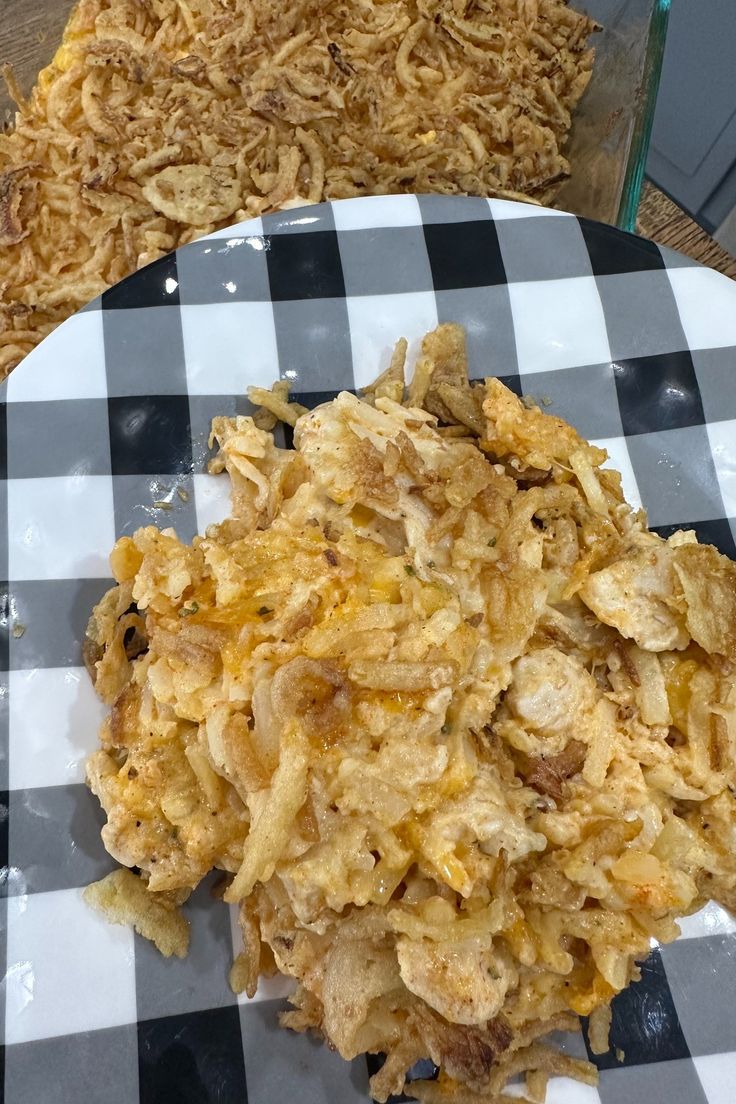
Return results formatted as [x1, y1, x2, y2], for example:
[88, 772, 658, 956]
[556, 0, 671, 230]
[1, 0, 669, 232]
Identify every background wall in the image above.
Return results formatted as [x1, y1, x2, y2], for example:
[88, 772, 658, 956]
[646, 0, 736, 251]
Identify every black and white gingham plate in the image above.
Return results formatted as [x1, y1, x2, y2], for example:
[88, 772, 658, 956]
[1, 195, 736, 1104]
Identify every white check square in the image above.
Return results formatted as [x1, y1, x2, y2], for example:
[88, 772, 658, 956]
[193, 472, 232, 533]
[181, 301, 279, 396]
[694, 1054, 736, 1104]
[333, 194, 422, 231]
[9, 667, 105, 790]
[8, 476, 116, 581]
[206, 217, 264, 240]
[5, 888, 137, 1044]
[676, 901, 736, 940]
[345, 292, 438, 389]
[668, 267, 736, 351]
[508, 277, 611, 374]
[488, 198, 570, 221]
[546, 1076, 601, 1104]
[706, 420, 736, 516]
[7, 311, 108, 402]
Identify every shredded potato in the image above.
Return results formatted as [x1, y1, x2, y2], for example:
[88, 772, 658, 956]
[84, 324, 736, 1102]
[0, 0, 597, 375]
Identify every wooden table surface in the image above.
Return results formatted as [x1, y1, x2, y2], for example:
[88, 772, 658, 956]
[638, 182, 736, 280]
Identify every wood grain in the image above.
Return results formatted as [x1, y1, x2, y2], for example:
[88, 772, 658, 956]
[638, 181, 736, 280]
[0, 0, 74, 122]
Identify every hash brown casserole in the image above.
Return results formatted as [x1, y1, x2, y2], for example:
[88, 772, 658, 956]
[84, 325, 736, 1102]
[0, 0, 597, 374]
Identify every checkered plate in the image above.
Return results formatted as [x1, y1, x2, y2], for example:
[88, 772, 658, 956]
[2, 195, 736, 1104]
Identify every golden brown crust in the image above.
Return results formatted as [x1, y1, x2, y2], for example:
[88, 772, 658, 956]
[0, 0, 597, 374]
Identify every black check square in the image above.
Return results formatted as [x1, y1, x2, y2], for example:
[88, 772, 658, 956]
[584, 948, 691, 1069]
[613, 351, 706, 436]
[580, 219, 665, 276]
[266, 229, 346, 300]
[422, 218, 506, 290]
[653, 519, 736, 559]
[102, 252, 181, 310]
[137, 1007, 247, 1104]
[108, 395, 193, 477]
